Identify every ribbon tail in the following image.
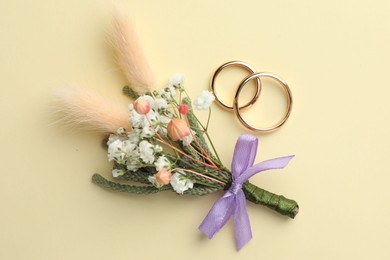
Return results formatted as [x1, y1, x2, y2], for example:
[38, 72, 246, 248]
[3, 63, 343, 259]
[237, 155, 295, 183]
[199, 194, 235, 239]
[234, 190, 252, 250]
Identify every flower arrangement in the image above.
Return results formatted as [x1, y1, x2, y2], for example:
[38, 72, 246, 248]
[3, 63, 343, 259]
[56, 9, 298, 250]
[101, 79, 226, 196]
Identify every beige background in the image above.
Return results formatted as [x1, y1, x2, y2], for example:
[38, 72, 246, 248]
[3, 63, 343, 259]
[1, 0, 389, 259]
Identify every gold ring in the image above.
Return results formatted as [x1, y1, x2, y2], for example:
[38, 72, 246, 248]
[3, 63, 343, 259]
[210, 61, 261, 110]
[233, 72, 292, 132]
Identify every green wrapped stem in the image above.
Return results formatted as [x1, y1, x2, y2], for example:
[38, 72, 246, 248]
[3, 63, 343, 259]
[93, 174, 299, 218]
[242, 182, 299, 219]
[92, 173, 171, 194]
[92, 174, 220, 196]
[184, 185, 221, 196]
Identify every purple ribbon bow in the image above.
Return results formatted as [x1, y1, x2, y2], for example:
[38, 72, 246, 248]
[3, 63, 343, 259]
[199, 134, 294, 250]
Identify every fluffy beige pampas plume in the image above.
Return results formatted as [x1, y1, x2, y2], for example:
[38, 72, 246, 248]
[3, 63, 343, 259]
[54, 88, 130, 134]
[112, 9, 156, 93]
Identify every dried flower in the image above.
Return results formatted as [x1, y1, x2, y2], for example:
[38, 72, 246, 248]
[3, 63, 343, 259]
[141, 126, 154, 138]
[112, 169, 125, 177]
[163, 86, 177, 100]
[170, 172, 194, 194]
[133, 98, 150, 115]
[139, 140, 155, 163]
[154, 98, 168, 110]
[178, 104, 189, 115]
[181, 130, 195, 146]
[112, 8, 156, 93]
[193, 90, 215, 110]
[167, 73, 185, 89]
[167, 119, 190, 141]
[154, 155, 170, 171]
[155, 170, 172, 185]
[108, 138, 137, 163]
[54, 88, 130, 133]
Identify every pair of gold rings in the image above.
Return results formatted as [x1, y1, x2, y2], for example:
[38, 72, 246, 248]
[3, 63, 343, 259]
[210, 61, 293, 133]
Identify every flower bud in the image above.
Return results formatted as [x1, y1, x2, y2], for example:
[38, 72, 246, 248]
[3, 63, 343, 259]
[155, 170, 172, 185]
[178, 104, 189, 115]
[133, 98, 150, 115]
[167, 119, 190, 141]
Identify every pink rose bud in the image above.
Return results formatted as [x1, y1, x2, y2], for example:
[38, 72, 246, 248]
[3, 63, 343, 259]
[167, 119, 190, 141]
[133, 98, 150, 115]
[156, 170, 172, 185]
[178, 104, 189, 115]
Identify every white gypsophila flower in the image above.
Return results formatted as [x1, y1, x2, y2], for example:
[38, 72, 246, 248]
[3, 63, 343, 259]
[129, 109, 147, 128]
[153, 98, 168, 110]
[154, 114, 171, 135]
[193, 90, 215, 110]
[107, 134, 120, 146]
[159, 114, 172, 123]
[167, 73, 185, 89]
[170, 172, 194, 194]
[154, 155, 170, 171]
[126, 159, 141, 172]
[127, 130, 140, 143]
[167, 86, 176, 96]
[154, 145, 163, 153]
[112, 169, 125, 178]
[138, 140, 155, 164]
[116, 127, 126, 135]
[107, 139, 126, 162]
[121, 140, 137, 154]
[141, 126, 154, 138]
[110, 139, 138, 163]
[181, 133, 193, 146]
[162, 86, 176, 100]
[148, 175, 163, 188]
[147, 109, 159, 123]
[155, 125, 167, 136]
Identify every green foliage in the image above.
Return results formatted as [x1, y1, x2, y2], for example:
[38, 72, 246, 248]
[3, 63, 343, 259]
[122, 85, 140, 99]
[116, 168, 153, 184]
[184, 185, 221, 196]
[92, 173, 171, 194]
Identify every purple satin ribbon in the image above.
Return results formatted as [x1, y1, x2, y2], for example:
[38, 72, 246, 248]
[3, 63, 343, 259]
[199, 134, 294, 250]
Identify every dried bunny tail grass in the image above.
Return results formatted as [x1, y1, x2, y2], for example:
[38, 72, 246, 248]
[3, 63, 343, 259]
[111, 8, 156, 93]
[53, 88, 130, 134]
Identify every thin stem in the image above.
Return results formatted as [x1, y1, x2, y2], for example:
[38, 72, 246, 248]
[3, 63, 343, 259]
[183, 89, 191, 100]
[188, 143, 215, 166]
[191, 112, 222, 164]
[146, 116, 217, 169]
[155, 139, 216, 169]
[170, 103, 179, 118]
[167, 155, 227, 183]
[159, 125, 179, 157]
[203, 131, 222, 164]
[205, 108, 211, 130]
[203, 169, 228, 183]
[173, 168, 225, 185]
[184, 116, 218, 168]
